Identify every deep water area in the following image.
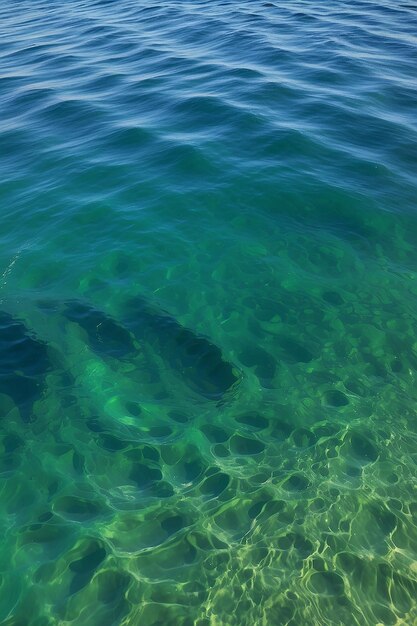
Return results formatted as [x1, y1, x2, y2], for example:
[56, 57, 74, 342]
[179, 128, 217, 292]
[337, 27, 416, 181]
[1, 1, 417, 625]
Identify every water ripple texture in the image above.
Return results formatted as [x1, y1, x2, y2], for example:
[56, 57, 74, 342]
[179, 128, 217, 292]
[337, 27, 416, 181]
[1, 1, 417, 625]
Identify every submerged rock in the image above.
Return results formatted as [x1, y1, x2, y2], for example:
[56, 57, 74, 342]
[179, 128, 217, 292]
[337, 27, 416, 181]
[0, 311, 50, 421]
[124, 296, 241, 400]
[63, 301, 137, 359]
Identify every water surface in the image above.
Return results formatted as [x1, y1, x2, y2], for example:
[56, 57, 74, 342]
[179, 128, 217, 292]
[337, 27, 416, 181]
[1, 1, 417, 624]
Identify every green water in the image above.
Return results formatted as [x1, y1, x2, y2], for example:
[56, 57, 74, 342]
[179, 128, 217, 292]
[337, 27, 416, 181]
[1, 1, 417, 624]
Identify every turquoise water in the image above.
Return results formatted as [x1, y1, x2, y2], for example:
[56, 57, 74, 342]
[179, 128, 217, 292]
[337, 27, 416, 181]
[1, 1, 417, 624]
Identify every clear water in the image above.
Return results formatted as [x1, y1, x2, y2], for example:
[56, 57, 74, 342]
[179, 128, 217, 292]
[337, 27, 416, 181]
[1, 1, 417, 624]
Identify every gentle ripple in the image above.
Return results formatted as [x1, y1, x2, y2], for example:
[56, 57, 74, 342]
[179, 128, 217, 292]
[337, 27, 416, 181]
[1, 1, 417, 625]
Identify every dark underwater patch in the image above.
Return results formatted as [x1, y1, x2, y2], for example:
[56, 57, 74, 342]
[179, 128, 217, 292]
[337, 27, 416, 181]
[123, 296, 241, 400]
[0, 311, 50, 421]
[63, 300, 137, 358]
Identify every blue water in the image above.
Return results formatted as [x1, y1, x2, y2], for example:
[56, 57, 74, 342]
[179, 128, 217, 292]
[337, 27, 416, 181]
[1, 1, 417, 624]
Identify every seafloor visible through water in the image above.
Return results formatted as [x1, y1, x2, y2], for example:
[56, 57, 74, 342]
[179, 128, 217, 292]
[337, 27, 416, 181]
[1, 1, 417, 625]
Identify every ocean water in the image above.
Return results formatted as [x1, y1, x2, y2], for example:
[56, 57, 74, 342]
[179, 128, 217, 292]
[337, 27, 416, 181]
[1, 1, 417, 624]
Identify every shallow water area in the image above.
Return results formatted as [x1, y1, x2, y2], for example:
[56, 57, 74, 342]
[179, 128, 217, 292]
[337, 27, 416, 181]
[1, 1, 417, 625]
